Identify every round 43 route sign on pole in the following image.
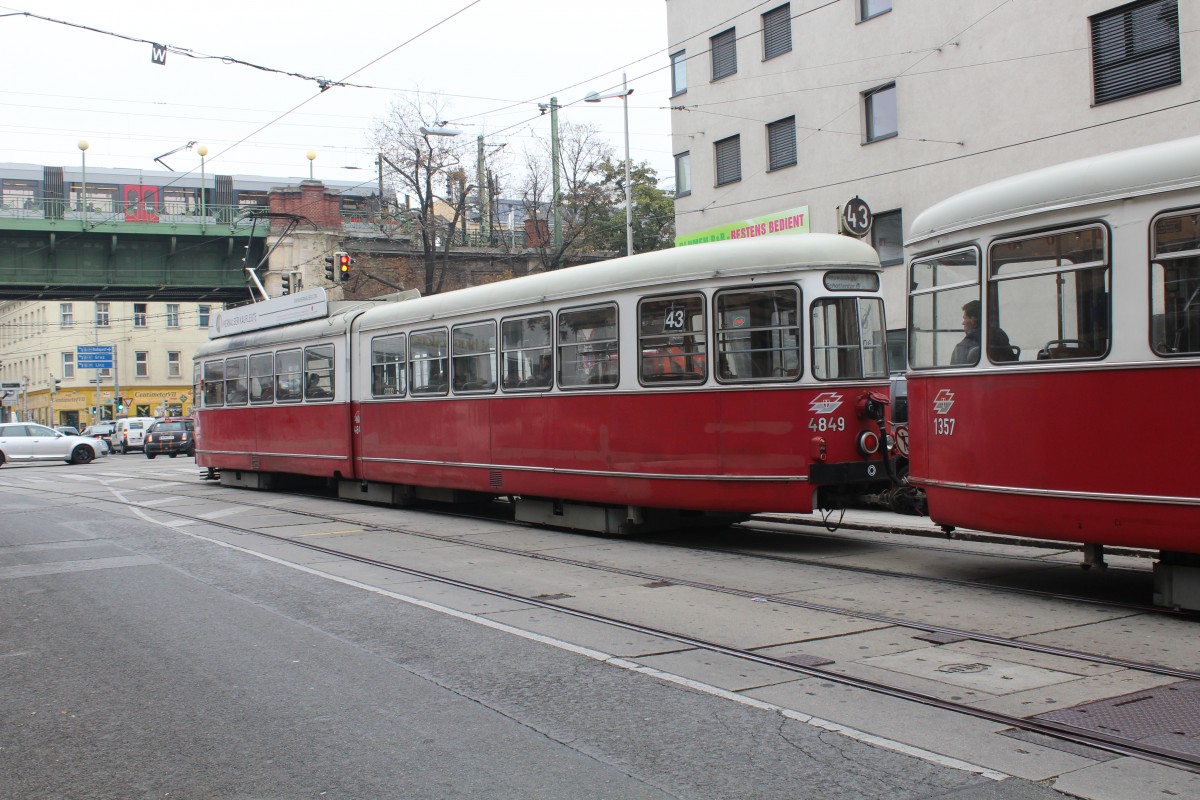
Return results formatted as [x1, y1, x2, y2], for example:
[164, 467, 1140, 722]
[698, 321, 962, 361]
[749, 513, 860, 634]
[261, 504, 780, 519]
[841, 197, 873, 238]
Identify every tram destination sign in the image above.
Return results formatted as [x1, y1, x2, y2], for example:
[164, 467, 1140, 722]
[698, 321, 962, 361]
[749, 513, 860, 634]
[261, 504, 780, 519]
[209, 288, 329, 338]
[77, 345, 114, 369]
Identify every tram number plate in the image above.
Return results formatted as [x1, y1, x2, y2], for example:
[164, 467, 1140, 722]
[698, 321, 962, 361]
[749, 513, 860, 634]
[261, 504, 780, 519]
[809, 417, 846, 432]
[933, 418, 956, 436]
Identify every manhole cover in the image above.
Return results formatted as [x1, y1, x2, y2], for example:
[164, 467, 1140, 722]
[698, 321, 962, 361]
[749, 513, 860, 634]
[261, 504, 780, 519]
[938, 663, 990, 674]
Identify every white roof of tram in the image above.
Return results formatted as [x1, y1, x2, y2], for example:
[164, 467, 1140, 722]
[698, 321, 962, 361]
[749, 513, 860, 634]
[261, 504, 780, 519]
[353, 233, 880, 331]
[907, 135, 1200, 246]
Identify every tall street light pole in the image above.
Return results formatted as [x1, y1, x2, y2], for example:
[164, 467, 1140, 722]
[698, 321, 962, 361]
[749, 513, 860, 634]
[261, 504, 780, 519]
[585, 73, 634, 256]
[77, 140, 88, 231]
[197, 144, 208, 233]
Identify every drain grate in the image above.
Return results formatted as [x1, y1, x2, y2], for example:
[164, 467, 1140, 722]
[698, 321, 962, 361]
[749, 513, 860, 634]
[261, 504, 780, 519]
[1033, 680, 1200, 759]
[913, 631, 970, 645]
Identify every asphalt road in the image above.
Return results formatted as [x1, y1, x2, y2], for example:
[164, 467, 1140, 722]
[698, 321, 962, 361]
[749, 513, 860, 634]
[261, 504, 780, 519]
[1, 462, 1077, 799]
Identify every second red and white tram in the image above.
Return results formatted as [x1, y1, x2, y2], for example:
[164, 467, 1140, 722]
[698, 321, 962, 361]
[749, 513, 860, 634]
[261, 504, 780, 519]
[903, 135, 1200, 607]
[195, 234, 894, 533]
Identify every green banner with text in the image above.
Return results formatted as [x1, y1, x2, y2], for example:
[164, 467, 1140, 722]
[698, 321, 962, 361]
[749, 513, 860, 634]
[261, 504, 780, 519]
[675, 205, 809, 247]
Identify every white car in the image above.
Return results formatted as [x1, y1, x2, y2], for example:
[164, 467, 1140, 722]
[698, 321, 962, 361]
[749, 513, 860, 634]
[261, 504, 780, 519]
[0, 422, 109, 466]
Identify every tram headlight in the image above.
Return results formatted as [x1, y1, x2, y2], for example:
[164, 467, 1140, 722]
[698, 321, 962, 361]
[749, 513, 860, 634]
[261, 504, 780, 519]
[856, 430, 881, 457]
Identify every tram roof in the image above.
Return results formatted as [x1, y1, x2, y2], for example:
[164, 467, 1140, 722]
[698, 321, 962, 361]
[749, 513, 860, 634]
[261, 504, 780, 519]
[354, 233, 880, 331]
[907, 135, 1200, 246]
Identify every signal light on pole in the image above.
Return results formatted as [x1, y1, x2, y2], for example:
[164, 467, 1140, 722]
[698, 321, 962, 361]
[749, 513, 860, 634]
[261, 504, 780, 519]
[281, 274, 291, 296]
[336, 252, 351, 282]
[324, 253, 337, 282]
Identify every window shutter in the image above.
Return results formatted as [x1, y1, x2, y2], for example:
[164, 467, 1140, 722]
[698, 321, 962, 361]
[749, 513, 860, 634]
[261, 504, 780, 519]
[1091, 0, 1180, 104]
[763, 5, 792, 60]
[715, 136, 741, 186]
[711, 29, 737, 81]
[767, 117, 796, 171]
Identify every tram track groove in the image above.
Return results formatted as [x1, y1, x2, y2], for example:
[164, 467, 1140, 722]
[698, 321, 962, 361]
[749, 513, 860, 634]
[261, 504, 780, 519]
[7, 469, 1200, 774]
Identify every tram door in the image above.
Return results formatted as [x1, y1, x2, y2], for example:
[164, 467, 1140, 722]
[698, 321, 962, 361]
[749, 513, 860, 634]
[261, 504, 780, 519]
[124, 185, 160, 222]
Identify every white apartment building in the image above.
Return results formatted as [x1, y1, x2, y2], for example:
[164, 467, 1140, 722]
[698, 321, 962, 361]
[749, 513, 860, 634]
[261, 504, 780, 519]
[0, 300, 213, 428]
[666, 0, 1197, 358]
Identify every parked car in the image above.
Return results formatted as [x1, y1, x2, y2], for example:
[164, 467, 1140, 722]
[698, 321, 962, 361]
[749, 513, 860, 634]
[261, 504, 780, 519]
[81, 423, 115, 447]
[114, 416, 157, 454]
[55, 425, 81, 436]
[0, 422, 108, 466]
[144, 418, 196, 459]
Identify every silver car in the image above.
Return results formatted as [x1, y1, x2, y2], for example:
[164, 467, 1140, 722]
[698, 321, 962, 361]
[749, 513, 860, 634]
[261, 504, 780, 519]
[0, 422, 109, 467]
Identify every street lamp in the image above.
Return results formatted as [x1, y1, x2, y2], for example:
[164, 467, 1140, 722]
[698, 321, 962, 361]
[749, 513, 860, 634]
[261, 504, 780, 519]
[306, 150, 316, 180]
[77, 140, 89, 230]
[585, 72, 634, 256]
[197, 144, 208, 230]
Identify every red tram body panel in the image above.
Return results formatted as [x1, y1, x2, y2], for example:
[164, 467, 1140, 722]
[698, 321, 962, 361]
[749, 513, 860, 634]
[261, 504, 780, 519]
[904, 136, 1200, 559]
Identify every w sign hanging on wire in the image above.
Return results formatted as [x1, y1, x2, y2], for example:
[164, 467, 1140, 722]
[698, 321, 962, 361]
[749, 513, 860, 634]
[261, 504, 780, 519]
[151, 43, 167, 65]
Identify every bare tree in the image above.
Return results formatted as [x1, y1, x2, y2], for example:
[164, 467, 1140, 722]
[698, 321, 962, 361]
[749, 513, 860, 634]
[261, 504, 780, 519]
[519, 121, 617, 271]
[373, 94, 473, 295]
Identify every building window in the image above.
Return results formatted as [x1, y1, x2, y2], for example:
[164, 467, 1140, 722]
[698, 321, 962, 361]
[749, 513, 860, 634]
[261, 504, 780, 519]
[671, 50, 687, 96]
[60, 303, 73, 327]
[871, 209, 904, 266]
[767, 117, 797, 171]
[762, 4, 792, 60]
[166, 304, 179, 328]
[714, 135, 742, 186]
[135, 351, 149, 378]
[859, 0, 892, 21]
[864, 82, 897, 142]
[675, 152, 692, 197]
[133, 303, 147, 328]
[198, 305, 211, 327]
[710, 28, 737, 81]
[95, 302, 109, 327]
[1091, 0, 1180, 105]
[167, 351, 181, 378]
[62, 352, 75, 380]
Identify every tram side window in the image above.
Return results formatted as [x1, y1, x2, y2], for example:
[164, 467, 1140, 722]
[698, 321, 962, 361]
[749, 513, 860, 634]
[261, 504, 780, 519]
[225, 356, 248, 405]
[811, 297, 888, 380]
[202, 359, 225, 407]
[452, 321, 497, 393]
[501, 313, 553, 391]
[410, 329, 449, 396]
[990, 225, 1110, 362]
[639, 294, 707, 384]
[249, 353, 274, 403]
[559, 305, 619, 388]
[276, 349, 303, 403]
[1151, 211, 1200, 356]
[305, 345, 335, 401]
[714, 286, 801, 381]
[193, 362, 202, 409]
[908, 248, 980, 368]
[371, 334, 406, 396]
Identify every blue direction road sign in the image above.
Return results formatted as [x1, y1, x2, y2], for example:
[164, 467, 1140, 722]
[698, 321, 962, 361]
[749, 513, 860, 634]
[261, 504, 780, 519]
[77, 345, 114, 369]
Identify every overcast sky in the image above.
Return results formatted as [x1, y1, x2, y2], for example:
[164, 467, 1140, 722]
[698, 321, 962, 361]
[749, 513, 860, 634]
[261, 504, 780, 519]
[0, 1, 675, 196]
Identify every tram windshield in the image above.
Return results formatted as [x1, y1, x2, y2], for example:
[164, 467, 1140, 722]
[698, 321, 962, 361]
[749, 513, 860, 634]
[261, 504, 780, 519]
[811, 297, 888, 380]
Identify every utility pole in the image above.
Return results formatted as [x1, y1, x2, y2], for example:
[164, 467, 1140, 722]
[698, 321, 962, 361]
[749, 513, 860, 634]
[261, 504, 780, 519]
[477, 135, 489, 243]
[550, 97, 561, 253]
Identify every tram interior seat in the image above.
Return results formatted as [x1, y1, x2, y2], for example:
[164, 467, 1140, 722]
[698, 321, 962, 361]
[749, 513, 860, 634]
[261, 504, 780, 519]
[1036, 339, 1095, 360]
[989, 344, 1020, 362]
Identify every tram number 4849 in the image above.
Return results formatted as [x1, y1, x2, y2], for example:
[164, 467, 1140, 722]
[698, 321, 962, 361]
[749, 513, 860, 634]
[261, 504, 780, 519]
[933, 417, 956, 436]
[809, 417, 846, 432]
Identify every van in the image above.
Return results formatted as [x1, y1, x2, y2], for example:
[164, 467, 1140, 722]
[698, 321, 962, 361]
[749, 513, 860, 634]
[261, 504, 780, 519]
[114, 417, 157, 454]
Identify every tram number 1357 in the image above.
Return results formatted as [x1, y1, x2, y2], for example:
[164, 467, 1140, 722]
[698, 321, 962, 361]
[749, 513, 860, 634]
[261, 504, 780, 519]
[809, 417, 846, 432]
[933, 417, 956, 436]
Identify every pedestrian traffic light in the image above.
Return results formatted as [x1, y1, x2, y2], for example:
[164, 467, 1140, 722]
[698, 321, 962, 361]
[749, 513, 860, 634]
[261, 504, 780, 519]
[281, 274, 292, 296]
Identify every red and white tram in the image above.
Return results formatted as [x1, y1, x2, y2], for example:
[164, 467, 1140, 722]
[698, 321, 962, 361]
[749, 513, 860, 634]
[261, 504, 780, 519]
[195, 234, 893, 534]
[903, 135, 1200, 607]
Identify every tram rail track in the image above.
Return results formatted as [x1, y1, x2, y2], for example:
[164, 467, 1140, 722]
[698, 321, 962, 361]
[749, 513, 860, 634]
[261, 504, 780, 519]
[6, 467, 1200, 774]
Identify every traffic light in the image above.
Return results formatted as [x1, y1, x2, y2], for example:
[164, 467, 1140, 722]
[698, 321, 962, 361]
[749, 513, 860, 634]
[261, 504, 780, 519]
[337, 252, 351, 282]
[51, 378, 61, 394]
[116, 398, 125, 413]
[324, 253, 338, 282]
[281, 274, 292, 296]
